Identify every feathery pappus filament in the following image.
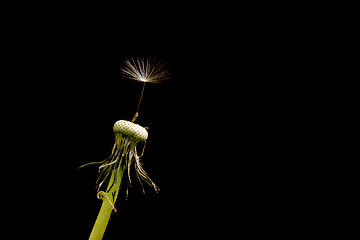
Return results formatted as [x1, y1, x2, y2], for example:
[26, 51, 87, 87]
[121, 56, 171, 122]
[120, 57, 171, 83]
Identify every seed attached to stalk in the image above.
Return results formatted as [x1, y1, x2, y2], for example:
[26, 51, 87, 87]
[121, 56, 171, 122]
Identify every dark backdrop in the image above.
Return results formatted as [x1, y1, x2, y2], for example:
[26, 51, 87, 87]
[10, 28, 223, 239]
[3, 12, 293, 239]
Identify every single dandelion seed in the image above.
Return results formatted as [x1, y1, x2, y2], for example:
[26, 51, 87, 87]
[120, 57, 171, 122]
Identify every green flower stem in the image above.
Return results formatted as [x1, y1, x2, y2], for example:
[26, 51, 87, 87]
[89, 166, 125, 240]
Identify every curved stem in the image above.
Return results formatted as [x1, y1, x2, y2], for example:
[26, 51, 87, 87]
[131, 82, 146, 122]
[89, 166, 125, 240]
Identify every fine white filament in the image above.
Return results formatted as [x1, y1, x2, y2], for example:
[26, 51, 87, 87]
[121, 57, 171, 83]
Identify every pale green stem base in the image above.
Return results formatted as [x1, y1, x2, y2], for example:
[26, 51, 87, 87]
[89, 166, 124, 240]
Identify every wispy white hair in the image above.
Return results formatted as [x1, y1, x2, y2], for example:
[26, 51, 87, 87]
[121, 57, 171, 83]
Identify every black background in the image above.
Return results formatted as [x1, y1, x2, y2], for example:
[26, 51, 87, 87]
[7, 28, 233, 239]
[2, 8, 300, 239]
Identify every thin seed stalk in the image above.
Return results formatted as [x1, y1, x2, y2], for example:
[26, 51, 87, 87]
[89, 166, 125, 240]
[131, 81, 146, 122]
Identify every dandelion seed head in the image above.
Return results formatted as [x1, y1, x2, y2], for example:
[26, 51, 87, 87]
[121, 57, 171, 83]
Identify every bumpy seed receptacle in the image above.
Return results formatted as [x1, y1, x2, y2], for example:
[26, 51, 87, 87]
[113, 120, 148, 142]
